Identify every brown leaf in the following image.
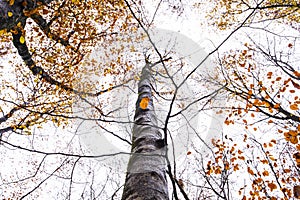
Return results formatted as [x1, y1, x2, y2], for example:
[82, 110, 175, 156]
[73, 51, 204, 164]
[291, 79, 300, 89]
[294, 185, 300, 199]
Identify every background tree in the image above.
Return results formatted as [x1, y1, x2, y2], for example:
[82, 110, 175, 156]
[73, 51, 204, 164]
[194, 0, 300, 199]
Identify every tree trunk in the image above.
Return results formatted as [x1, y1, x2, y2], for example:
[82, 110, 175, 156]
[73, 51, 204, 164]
[121, 62, 169, 200]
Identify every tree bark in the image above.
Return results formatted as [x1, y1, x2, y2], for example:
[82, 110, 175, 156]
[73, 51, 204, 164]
[121, 62, 169, 200]
[0, 0, 54, 31]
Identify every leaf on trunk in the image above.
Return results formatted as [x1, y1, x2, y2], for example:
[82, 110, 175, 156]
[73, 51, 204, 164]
[140, 97, 150, 109]
[19, 36, 25, 44]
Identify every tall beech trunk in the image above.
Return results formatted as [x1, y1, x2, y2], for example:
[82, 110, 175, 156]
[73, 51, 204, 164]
[121, 62, 169, 200]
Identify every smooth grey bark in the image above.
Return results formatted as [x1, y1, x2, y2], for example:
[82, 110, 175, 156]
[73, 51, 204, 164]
[121, 62, 169, 200]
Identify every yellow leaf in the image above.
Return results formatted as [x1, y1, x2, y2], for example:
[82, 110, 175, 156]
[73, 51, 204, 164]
[134, 75, 140, 81]
[140, 97, 150, 109]
[0, 29, 7, 35]
[19, 36, 25, 44]
[269, 155, 276, 161]
[9, 0, 14, 5]
[23, 8, 38, 16]
[8, 11, 13, 17]
[26, 131, 32, 135]
[130, 45, 135, 52]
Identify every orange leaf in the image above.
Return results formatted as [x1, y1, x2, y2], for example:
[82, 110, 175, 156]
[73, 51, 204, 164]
[239, 62, 246, 67]
[290, 104, 299, 111]
[233, 164, 239, 171]
[224, 161, 230, 170]
[267, 72, 272, 77]
[294, 71, 300, 78]
[261, 159, 268, 164]
[270, 139, 276, 144]
[238, 156, 245, 160]
[247, 167, 254, 175]
[140, 97, 150, 109]
[289, 130, 298, 137]
[268, 182, 277, 191]
[262, 170, 269, 176]
[284, 78, 291, 85]
[274, 103, 280, 109]
[263, 143, 267, 148]
[290, 136, 299, 144]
